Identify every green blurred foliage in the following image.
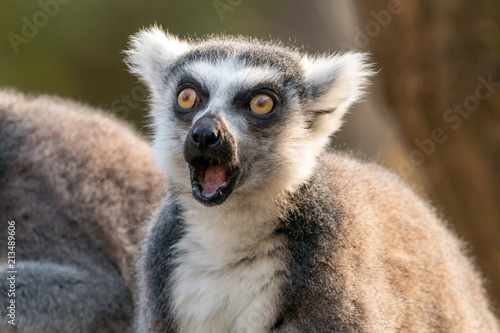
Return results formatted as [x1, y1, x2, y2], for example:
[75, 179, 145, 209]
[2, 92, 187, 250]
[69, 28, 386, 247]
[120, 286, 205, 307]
[0, 0, 350, 131]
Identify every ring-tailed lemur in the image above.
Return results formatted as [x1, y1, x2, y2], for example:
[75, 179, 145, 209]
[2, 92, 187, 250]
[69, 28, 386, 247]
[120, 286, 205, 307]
[0, 90, 165, 332]
[127, 27, 499, 332]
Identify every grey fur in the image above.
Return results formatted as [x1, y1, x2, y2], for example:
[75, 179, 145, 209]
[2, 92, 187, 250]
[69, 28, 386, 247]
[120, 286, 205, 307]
[0, 90, 165, 332]
[128, 28, 500, 333]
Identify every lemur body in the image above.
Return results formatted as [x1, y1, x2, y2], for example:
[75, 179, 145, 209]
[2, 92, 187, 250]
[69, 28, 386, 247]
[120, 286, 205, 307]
[0, 90, 165, 332]
[127, 28, 500, 332]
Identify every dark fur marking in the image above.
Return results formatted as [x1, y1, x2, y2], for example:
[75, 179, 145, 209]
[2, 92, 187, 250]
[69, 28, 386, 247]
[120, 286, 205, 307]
[276, 167, 365, 331]
[143, 191, 185, 332]
[167, 40, 305, 89]
[271, 314, 285, 330]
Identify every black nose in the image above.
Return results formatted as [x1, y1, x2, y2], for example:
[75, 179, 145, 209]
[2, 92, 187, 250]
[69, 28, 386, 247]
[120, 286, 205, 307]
[189, 121, 221, 152]
[184, 114, 236, 170]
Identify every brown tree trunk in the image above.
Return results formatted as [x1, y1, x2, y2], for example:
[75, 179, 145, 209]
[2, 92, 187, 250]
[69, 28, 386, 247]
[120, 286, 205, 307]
[355, 0, 500, 307]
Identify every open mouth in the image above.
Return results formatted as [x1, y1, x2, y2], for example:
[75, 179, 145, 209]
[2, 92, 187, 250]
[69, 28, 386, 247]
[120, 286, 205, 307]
[188, 156, 239, 206]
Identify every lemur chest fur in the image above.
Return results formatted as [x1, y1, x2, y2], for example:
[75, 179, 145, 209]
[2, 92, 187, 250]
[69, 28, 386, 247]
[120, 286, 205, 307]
[170, 205, 287, 333]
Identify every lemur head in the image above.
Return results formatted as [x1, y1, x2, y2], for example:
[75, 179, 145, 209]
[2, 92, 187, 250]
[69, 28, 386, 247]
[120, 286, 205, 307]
[126, 27, 372, 207]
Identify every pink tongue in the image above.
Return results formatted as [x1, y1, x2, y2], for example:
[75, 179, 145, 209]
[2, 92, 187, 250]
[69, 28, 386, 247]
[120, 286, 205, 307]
[201, 163, 227, 196]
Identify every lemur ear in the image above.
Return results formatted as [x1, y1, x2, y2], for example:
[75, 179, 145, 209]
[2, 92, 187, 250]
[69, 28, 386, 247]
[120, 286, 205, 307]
[125, 26, 190, 91]
[301, 52, 373, 135]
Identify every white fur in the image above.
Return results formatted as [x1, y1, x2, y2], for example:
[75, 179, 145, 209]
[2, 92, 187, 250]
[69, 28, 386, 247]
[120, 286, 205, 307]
[125, 26, 190, 93]
[301, 52, 373, 136]
[171, 193, 288, 333]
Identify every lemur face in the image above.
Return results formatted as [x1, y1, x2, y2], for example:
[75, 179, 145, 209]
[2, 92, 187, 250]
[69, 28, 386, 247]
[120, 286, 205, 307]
[161, 47, 307, 206]
[126, 27, 372, 207]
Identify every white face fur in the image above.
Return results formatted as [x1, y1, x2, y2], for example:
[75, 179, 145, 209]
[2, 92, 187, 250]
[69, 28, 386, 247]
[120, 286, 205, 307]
[126, 27, 372, 211]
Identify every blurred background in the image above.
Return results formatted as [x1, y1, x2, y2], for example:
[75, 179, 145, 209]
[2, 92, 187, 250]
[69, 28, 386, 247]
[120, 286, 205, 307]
[1, 0, 499, 311]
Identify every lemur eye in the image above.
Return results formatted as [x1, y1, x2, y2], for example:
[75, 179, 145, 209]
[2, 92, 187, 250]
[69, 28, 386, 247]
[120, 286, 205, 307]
[177, 88, 200, 109]
[250, 94, 274, 115]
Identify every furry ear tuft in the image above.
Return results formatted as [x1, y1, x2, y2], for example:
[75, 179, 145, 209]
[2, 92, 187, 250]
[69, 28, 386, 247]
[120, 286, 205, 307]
[125, 26, 190, 91]
[301, 52, 374, 135]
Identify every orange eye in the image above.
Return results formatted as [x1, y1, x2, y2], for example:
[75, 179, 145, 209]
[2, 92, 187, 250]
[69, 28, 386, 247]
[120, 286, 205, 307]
[249, 94, 274, 115]
[177, 88, 199, 109]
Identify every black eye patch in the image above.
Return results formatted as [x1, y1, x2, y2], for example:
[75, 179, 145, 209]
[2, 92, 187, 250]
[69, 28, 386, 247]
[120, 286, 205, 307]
[172, 75, 210, 122]
[227, 85, 283, 129]
[175, 75, 210, 99]
[232, 82, 281, 107]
